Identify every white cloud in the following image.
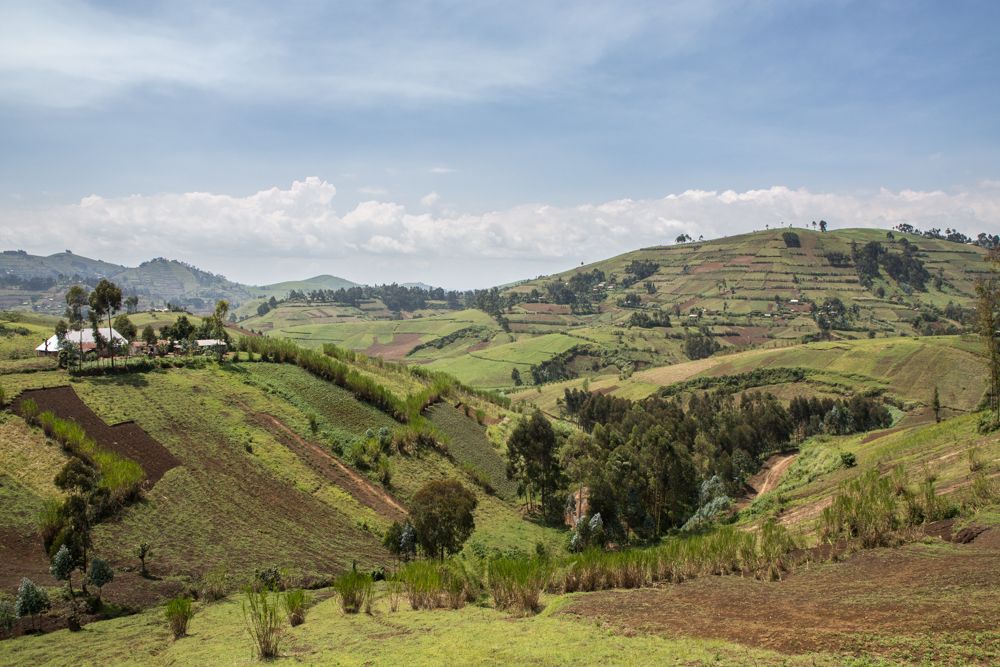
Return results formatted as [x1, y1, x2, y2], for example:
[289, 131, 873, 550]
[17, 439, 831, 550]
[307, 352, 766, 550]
[358, 186, 388, 196]
[430, 167, 456, 174]
[4, 178, 1000, 284]
[420, 191, 441, 207]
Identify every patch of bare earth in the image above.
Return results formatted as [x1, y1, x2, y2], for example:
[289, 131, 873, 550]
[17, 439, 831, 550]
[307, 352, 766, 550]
[563, 532, 1000, 664]
[366, 333, 425, 360]
[13, 386, 179, 487]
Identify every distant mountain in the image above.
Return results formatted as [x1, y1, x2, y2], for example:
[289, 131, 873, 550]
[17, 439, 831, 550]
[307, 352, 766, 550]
[0, 250, 256, 314]
[401, 282, 436, 291]
[253, 274, 359, 299]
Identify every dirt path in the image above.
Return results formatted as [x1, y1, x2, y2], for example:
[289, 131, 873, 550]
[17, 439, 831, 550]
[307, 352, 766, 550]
[757, 453, 797, 495]
[255, 413, 407, 520]
[735, 451, 797, 509]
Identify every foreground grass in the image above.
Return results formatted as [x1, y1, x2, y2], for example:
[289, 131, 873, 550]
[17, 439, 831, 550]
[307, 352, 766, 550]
[0, 589, 864, 667]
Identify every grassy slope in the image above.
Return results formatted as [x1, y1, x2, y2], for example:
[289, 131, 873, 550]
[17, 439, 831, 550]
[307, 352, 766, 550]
[744, 410, 1000, 532]
[0, 592, 841, 667]
[0, 352, 557, 587]
[513, 335, 987, 416]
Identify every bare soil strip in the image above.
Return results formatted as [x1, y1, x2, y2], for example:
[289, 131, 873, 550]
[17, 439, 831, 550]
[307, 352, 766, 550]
[253, 413, 407, 520]
[13, 386, 179, 486]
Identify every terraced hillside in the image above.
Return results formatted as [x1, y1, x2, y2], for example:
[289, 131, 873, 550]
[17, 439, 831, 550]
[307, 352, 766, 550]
[0, 348, 559, 617]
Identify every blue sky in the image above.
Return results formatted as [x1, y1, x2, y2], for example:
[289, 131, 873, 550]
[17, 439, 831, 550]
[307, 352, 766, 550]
[0, 0, 998, 287]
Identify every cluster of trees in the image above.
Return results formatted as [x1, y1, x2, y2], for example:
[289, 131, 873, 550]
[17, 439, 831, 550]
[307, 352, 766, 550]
[557, 386, 896, 541]
[528, 348, 579, 385]
[788, 395, 892, 437]
[851, 239, 930, 291]
[813, 296, 861, 333]
[627, 310, 671, 328]
[683, 326, 721, 360]
[620, 260, 659, 287]
[782, 231, 801, 248]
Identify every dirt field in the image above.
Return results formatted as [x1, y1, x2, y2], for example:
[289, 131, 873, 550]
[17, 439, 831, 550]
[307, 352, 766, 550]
[13, 386, 179, 486]
[564, 529, 1000, 665]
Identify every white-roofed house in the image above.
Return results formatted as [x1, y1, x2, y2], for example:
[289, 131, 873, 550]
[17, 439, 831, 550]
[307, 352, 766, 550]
[35, 327, 127, 357]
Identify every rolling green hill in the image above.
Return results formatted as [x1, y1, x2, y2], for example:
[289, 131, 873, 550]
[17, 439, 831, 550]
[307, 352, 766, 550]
[234, 228, 991, 392]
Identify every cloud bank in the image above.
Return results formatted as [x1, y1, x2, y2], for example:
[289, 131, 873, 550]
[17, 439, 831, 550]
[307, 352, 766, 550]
[2, 177, 999, 287]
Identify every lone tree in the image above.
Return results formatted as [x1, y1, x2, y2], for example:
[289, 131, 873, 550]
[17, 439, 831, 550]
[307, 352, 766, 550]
[89, 279, 123, 368]
[382, 520, 417, 562]
[410, 479, 477, 560]
[142, 324, 157, 347]
[87, 558, 114, 600]
[932, 386, 941, 423]
[506, 410, 564, 524]
[137, 542, 151, 578]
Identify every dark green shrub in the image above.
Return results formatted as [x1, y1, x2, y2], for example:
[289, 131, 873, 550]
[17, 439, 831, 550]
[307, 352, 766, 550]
[14, 578, 50, 632]
[840, 451, 857, 468]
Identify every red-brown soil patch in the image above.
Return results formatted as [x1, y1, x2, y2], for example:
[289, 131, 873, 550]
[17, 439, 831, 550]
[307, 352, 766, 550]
[13, 386, 179, 487]
[691, 261, 725, 274]
[0, 526, 54, 591]
[721, 326, 770, 346]
[252, 413, 406, 520]
[366, 333, 424, 360]
[466, 339, 491, 353]
[521, 303, 571, 315]
[564, 538, 1000, 663]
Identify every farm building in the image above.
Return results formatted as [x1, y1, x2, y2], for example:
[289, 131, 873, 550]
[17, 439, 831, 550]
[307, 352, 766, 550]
[35, 327, 126, 357]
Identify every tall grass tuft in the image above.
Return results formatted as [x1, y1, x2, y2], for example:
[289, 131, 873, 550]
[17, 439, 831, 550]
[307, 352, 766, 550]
[333, 570, 373, 614]
[282, 589, 308, 627]
[165, 597, 195, 639]
[487, 557, 551, 615]
[243, 588, 284, 659]
[386, 574, 404, 612]
[399, 560, 442, 610]
[820, 469, 900, 547]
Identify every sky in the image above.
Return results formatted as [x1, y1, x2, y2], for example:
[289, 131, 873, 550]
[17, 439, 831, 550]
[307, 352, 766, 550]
[0, 0, 998, 289]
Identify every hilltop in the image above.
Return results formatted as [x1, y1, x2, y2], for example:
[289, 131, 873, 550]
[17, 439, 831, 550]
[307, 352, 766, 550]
[234, 227, 991, 390]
